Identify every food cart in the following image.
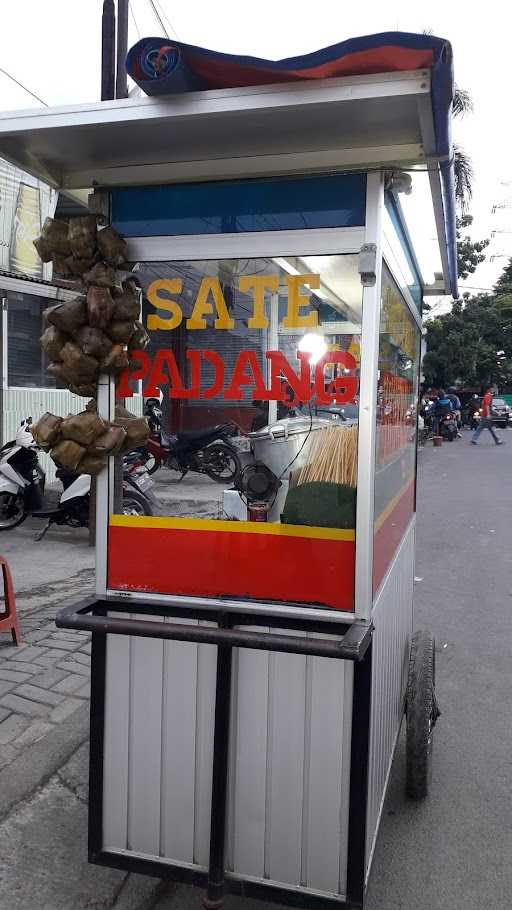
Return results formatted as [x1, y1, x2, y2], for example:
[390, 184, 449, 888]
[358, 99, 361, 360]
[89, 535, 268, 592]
[0, 31, 455, 909]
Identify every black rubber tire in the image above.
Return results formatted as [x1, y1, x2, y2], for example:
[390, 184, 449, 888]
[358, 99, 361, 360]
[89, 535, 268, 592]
[406, 630, 440, 800]
[122, 489, 154, 517]
[0, 492, 29, 531]
[203, 443, 240, 485]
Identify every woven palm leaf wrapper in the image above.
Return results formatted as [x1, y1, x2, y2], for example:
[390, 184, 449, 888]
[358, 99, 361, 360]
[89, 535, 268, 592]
[281, 425, 358, 529]
[30, 405, 147, 476]
[32, 217, 150, 473]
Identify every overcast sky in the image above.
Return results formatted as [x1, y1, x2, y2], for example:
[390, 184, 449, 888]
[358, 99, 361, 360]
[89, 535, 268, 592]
[0, 0, 510, 301]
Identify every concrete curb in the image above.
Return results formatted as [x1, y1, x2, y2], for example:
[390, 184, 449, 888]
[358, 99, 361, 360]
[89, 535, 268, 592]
[0, 700, 89, 822]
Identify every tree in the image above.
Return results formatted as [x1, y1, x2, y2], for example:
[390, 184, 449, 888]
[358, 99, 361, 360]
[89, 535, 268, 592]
[456, 215, 489, 280]
[452, 87, 474, 213]
[494, 258, 512, 295]
[422, 260, 512, 388]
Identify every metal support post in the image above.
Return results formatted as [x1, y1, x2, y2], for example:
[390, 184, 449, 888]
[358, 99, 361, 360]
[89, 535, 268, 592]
[115, 0, 129, 99]
[203, 630, 233, 910]
[101, 0, 116, 102]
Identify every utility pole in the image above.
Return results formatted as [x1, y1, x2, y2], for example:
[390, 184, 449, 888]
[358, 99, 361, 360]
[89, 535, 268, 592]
[101, 0, 116, 101]
[115, 0, 129, 99]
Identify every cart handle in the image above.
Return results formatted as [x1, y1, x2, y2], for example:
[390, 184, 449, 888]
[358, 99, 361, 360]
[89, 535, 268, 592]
[56, 598, 373, 661]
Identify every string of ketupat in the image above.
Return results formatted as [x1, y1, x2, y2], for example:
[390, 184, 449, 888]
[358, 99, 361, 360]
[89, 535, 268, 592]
[296, 425, 358, 488]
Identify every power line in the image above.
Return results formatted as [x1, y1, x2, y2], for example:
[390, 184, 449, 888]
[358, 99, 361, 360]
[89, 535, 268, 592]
[154, 0, 180, 39]
[0, 65, 48, 107]
[129, 0, 141, 38]
[147, 0, 169, 37]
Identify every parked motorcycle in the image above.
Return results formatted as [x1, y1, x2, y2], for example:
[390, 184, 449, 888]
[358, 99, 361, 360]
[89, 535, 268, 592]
[31, 452, 157, 540]
[142, 398, 241, 484]
[0, 419, 45, 530]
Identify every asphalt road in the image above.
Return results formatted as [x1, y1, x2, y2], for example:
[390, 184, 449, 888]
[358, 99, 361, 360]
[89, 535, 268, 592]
[155, 431, 512, 910]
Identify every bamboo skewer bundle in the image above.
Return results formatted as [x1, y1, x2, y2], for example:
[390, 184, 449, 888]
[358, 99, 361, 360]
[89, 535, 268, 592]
[296, 425, 358, 488]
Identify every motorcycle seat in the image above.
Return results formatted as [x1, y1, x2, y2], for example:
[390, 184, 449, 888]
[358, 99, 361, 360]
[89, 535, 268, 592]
[176, 426, 225, 444]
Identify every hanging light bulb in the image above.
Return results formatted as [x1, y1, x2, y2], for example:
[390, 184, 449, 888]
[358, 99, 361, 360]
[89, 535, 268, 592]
[298, 333, 327, 366]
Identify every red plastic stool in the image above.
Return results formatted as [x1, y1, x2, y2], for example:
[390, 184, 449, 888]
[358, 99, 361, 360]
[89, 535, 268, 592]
[0, 556, 21, 646]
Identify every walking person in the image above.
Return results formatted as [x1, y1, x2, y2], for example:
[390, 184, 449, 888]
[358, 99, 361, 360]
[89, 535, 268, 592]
[471, 385, 504, 445]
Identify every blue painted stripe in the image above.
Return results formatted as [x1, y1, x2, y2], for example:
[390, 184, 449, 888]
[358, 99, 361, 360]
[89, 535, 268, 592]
[112, 173, 366, 237]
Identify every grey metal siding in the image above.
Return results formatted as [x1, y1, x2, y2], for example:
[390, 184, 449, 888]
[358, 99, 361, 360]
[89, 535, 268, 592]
[102, 618, 354, 899]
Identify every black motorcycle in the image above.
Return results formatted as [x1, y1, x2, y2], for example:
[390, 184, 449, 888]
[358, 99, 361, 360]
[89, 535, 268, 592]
[143, 398, 241, 484]
[439, 412, 458, 442]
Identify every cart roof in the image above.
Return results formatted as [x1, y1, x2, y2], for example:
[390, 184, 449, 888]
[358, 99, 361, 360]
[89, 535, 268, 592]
[0, 31, 457, 297]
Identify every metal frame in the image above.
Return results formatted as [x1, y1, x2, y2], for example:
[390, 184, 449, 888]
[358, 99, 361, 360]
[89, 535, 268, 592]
[125, 226, 366, 263]
[0, 70, 431, 190]
[0, 273, 76, 300]
[354, 173, 384, 620]
[56, 597, 373, 910]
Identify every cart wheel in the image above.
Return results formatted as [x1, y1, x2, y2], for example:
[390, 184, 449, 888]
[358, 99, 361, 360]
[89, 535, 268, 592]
[406, 630, 441, 800]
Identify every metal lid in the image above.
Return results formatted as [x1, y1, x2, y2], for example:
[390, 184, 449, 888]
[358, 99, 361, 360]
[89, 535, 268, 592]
[248, 416, 331, 441]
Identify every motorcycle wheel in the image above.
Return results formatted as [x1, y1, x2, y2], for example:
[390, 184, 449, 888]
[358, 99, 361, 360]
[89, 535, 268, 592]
[0, 492, 28, 530]
[122, 489, 154, 517]
[203, 443, 240, 485]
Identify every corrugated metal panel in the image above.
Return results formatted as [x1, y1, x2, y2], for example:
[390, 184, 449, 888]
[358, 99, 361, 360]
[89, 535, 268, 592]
[365, 519, 415, 878]
[2, 388, 143, 483]
[101, 618, 353, 899]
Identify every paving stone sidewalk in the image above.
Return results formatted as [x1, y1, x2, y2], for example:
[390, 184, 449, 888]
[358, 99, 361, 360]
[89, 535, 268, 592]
[0, 604, 92, 772]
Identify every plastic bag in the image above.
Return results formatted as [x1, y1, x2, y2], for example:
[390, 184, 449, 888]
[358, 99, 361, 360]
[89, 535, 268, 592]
[30, 413, 63, 449]
[60, 341, 99, 382]
[107, 320, 134, 344]
[51, 439, 86, 472]
[74, 325, 113, 360]
[87, 286, 114, 329]
[68, 215, 98, 259]
[101, 344, 129, 374]
[97, 226, 128, 266]
[44, 298, 88, 334]
[78, 453, 108, 476]
[88, 425, 127, 456]
[40, 326, 68, 361]
[60, 411, 107, 447]
[83, 262, 117, 288]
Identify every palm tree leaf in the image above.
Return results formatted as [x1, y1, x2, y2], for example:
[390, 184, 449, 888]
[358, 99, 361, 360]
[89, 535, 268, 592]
[454, 145, 473, 212]
[453, 86, 473, 118]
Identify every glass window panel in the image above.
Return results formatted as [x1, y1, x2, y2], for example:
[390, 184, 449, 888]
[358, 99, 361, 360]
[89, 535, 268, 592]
[111, 254, 363, 612]
[373, 263, 420, 594]
[7, 292, 56, 389]
[111, 173, 366, 237]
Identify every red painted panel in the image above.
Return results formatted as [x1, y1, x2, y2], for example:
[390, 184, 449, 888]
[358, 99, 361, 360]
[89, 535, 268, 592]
[372, 480, 415, 594]
[108, 526, 355, 612]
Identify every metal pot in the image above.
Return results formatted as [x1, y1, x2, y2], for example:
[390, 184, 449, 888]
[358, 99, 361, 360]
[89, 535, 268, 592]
[248, 416, 331, 479]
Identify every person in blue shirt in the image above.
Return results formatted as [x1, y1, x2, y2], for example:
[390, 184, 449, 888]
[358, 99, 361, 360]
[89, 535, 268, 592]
[433, 389, 453, 435]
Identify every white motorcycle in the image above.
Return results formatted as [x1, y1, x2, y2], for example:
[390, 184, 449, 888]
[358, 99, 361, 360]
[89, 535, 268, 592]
[0, 419, 46, 531]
